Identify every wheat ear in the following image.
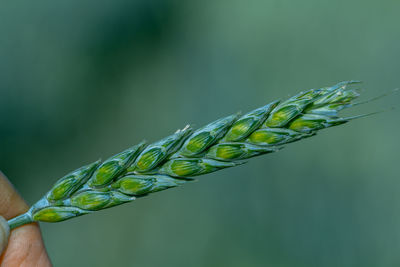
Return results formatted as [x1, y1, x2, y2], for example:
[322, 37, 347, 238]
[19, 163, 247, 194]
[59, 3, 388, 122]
[8, 81, 367, 229]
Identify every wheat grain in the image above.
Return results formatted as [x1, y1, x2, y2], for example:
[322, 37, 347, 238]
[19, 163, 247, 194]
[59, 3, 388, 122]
[8, 81, 366, 229]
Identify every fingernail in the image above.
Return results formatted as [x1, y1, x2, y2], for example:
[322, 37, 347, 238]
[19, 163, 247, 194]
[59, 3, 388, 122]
[0, 216, 10, 253]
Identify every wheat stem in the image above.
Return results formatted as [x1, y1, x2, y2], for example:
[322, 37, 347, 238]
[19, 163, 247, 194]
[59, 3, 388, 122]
[8, 213, 33, 230]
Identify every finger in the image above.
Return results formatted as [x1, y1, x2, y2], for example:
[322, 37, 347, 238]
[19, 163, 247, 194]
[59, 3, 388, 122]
[1, 224, 52, 266]
[0, 216, 10, 256]
[0, 171, 28, 219]
[0, 172, 51, 266]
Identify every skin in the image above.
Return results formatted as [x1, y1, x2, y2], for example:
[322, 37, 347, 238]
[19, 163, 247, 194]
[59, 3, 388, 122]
[0, 171, 51, 266]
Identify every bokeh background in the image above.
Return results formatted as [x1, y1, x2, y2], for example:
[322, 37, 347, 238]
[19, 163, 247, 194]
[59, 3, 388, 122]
[1, 1, 399, 266]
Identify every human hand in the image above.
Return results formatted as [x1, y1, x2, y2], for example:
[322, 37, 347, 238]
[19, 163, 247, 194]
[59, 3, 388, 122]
[0, 171, 51, 266]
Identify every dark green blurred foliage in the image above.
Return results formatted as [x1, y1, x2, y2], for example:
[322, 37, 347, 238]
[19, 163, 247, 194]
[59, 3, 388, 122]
[1, 0, 399, 266]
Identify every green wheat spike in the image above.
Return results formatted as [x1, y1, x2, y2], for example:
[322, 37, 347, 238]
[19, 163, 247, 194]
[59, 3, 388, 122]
[8, 81, 369, 229]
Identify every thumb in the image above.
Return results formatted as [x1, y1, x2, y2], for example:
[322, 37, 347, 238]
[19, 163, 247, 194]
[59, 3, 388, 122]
[0, 216, 10, 255]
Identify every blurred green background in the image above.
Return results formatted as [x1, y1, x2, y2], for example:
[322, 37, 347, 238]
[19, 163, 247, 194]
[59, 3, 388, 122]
[1, 0, 399, 266]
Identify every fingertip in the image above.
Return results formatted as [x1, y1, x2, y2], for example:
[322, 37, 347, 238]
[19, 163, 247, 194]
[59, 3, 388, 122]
[0, 172, 29, 219]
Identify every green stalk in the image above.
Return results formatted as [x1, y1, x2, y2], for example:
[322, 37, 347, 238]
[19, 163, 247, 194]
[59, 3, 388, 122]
[8, 212, 33, 230]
